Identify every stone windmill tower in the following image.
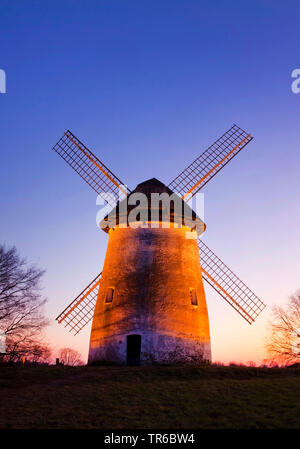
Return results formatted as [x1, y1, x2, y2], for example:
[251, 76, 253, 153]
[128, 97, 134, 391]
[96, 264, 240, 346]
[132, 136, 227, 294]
[53, 125, 266, 365]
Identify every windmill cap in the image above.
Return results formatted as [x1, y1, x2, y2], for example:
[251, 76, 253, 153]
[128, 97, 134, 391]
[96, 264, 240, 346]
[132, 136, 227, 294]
[99, 177, 206, 235]
[134, 178, 174, 195]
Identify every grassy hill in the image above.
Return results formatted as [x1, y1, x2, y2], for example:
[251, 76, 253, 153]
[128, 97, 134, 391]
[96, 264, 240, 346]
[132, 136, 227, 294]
[0, 364, 299, 429]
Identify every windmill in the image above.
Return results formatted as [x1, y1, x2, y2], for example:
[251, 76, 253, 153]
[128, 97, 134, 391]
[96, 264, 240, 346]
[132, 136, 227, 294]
[53, 125, 266, 365]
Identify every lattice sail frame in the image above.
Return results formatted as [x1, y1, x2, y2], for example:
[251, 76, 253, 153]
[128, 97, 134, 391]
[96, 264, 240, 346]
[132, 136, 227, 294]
[168, 124, 253, 201]
[53, 130, 130, 334]
[56, 273, 102, 335]
[53, 130, 129, 208]
[198, 239, 266, 324]
[54, 123, 265, 332]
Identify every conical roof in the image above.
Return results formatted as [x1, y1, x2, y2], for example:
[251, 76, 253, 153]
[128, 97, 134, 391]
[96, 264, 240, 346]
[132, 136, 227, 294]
[99, 178, 206, 235]
[132, 178, 174, 195]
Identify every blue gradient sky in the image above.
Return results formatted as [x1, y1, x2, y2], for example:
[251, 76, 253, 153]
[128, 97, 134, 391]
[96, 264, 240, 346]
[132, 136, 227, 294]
[1, 0, 299, 363]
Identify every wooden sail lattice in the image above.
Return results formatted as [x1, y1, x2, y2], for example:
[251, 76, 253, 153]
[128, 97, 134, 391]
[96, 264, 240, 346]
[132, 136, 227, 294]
[198, 239, 266, 324]
[56, 272, 102, 335]
[168, 124, 253, 201]
[53, 130, 129, 207]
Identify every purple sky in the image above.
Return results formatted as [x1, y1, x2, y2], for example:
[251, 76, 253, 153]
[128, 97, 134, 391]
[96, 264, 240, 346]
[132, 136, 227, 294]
[1, 0, 299, 363]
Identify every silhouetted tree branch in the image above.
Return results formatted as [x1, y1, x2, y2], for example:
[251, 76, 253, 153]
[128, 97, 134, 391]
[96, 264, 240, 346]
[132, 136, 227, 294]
[59, 347, 84, 366]
[266, 292, 300, 365]
[0, 244, 50, 363]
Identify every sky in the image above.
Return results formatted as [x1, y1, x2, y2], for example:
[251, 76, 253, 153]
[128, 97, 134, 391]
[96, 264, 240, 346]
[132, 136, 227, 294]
[0, 0, 299, 364]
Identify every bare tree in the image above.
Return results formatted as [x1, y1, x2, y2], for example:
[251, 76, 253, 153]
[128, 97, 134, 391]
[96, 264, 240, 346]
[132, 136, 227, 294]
[266, 292, 300, 365]
[0, 244, 50, 362]
[59, 347, 84, 366]
[28, 342, 52, 364]
[4, 339, 52, 364]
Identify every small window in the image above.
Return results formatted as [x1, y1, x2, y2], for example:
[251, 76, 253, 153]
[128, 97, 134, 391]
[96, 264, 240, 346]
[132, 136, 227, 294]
[105, 287, 114, 303]
[190, 288, 198, 306]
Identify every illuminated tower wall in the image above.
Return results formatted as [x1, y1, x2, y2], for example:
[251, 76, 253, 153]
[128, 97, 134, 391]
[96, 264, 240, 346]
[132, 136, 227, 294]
[88, 179, 211, 365]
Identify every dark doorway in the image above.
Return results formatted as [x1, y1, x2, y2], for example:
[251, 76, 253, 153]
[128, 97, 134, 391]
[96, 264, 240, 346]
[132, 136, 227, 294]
[126, 334, 141, 366]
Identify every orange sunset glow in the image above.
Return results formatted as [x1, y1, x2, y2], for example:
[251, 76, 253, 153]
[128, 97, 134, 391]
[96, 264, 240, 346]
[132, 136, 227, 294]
[1, 0, 300, 433]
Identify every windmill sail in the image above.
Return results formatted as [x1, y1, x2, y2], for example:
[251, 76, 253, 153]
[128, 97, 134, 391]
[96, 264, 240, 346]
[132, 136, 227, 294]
[168, 124, 253, 201]
[198, 239, 265, 324]
[56, 272, 102, 335]
[53, 130, 129, 207]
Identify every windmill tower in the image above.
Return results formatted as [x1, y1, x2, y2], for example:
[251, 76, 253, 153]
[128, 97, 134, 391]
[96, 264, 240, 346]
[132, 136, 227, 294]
[53, 125, 266, 365]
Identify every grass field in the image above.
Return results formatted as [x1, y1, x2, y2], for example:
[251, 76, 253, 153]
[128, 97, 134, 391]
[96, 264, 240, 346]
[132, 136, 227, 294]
[0, 364, 299, 429]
